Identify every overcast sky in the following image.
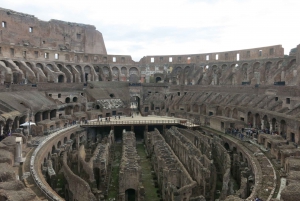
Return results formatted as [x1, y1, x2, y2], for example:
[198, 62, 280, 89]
[1, 0, 299, 61]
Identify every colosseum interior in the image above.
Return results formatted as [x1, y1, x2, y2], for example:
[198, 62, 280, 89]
[0, 6, 300, 201]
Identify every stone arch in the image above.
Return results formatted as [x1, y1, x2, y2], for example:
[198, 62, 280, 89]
[200, 104, 206, 115]
[184, 66, 191, 85]
[171, 67, 182, 85]
[255, 113, 261, 129]
[129, 67, 139, 76]
[272, 118, 277, 132]
[57, 64, 71, 83]
[216, 106, 223, 116]
[70, 133, 75, 140]
[65, 97, 70, 103]
[94, 66, 103, 81]
[221, 64, 227, 70]
[58, 74, 64, 83]
[241, 63, 249, 81]
[262, 115, 270, 130]
[224, 107, 231, 117]
[84, 65, 92, 82]
[74, 105, 80, 112]
[224, 142, 230, 150]
[155, 77, 162, 83]
[121, 67, 127, 75]
[280, 119, 287, 137]
[46, 64, 54, 71]
[264, 61, 272, 83]
[112, 67, 120, 81]
[125, 189, 136, 201]
[51, 145, 56, 154]
[276, 60, 283, 69]
[232, 108, 238, 119]
[64, 137, 68, 144]
[102, 66, 111, 80]
[287, 59, 296, 70]
[75, 65, 83, 82]
[247, 112, 253, 126]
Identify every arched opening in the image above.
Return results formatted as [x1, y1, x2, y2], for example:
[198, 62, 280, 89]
[84, 66, 91, 82]
[70, 133, 75, 140]
[58, 75, 64, 83]
[112, 67, 120, 81]
[232, 108, 238, 119]
[73, 97, 78, 102]
[125, 189, 136, 201]
[224, 107, 230, 117]
[74, 105, 80, 112]
[65, 186, 69, 201]
[216, 106, 222, 116]
[50, 110, 56, 119]
[51, 145, 55, 154]
[255, 113, 261, 129]
[224, 142, 230, 150]
[121, 67, 127, 75]
[263, 115, 270, 130]
[42, 111, 49, 120]
[272, 118, 277, 132]
[64, 137, 67, 144]
[102, 66, 111, 80]
[155, 77, 162, 83]
[200, 104, 206, 115]
[247, 112, 253, 127]
[75, 65, 83, 82]
[65, 97, 70, 103]
[57, 141, 61, 148]
[93, 168, 100, 189]
[280, 120, 287, 138]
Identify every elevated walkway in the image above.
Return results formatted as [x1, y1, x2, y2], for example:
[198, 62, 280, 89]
[80, 115, 200, 128]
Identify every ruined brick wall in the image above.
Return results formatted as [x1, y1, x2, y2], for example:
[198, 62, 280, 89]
[145, 128, 197, 201]
[211, 136, 231, 200]
[62, 150, 97, 201]
[119, 130, 143, 201]
[0, 8, 106, 55]
[164, 127, 215, 199]
[78, 145, 95, 183]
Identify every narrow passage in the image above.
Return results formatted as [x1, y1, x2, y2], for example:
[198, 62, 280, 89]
[107, 143, 122, 200]
[136, 143, 160, 201]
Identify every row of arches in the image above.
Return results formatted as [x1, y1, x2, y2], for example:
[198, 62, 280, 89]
[168, 58, 296, 86]
[0, 59, 141, 84]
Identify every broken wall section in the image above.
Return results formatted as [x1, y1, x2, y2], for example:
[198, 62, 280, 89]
[145, 128, 197, 201]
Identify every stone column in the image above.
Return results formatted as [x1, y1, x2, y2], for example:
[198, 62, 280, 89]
[269, 122, 273, 132]
[0, 125, 3, 136]
[253, 115, 256, 128]
[261, 119, 265, 130]
[15, 137, 23, 164]
[39, 113, 43, 122]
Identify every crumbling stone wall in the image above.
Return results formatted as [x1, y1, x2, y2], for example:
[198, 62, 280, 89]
[145, 128, 197, 201]
[62, 149, 97, 201]
[119, 130, 144, 201]
[163, 127, 214, 199]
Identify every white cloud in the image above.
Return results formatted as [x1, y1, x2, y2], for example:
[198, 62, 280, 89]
[1, 0, 300, 60]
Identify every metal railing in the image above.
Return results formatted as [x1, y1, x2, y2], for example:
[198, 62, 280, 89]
[30, 125, 78, 201]
[81, 119, 182, 126]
